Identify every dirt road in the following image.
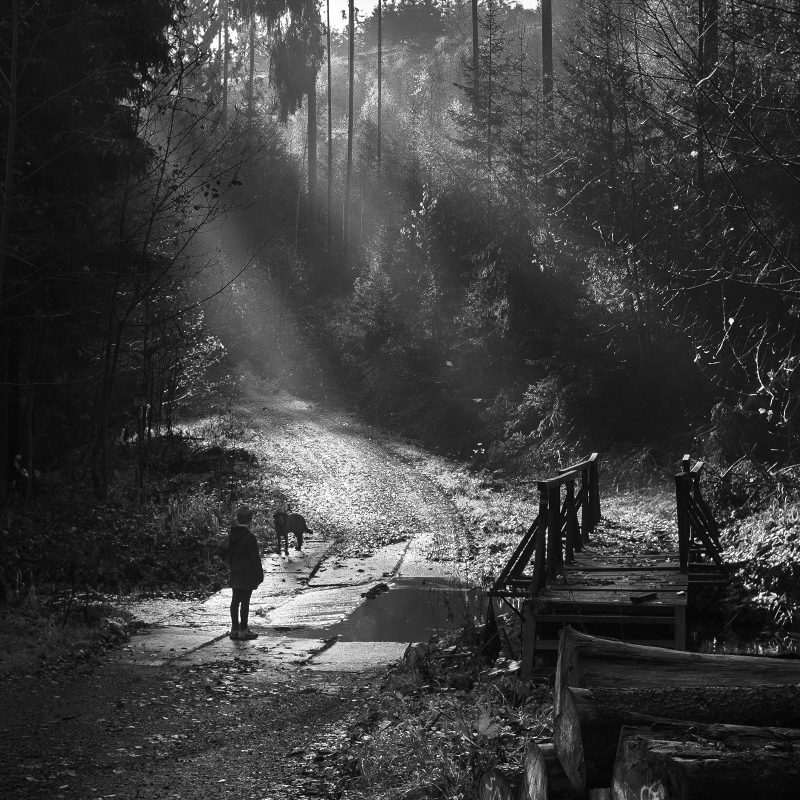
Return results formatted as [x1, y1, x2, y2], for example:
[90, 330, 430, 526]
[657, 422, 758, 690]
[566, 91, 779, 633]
[1, 380, 474, 800]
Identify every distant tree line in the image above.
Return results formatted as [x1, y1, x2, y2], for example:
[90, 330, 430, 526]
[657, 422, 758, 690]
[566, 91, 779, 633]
[267, 0, 799, 472]
[2, 0, 798, 507]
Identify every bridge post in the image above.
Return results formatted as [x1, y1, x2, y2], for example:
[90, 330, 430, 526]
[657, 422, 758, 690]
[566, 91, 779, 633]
[692, 466, 721, 550]
[580, 465, 590, 542]
[520, 598, 537, 677]
[589, 453, 600, 527]
[522, 490, 550, 677]
[532, 487, 548, 594]
[565, 479, 579, 562]
[546, 483, 562, 580]
[675, 469, 691, 572]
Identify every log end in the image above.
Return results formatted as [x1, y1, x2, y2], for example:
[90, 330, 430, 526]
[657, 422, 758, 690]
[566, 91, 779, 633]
[611, 732, 668, 800]
[554, 686, 586, 792]
[478, 767, 514, 800]
[521, 740, 548, 800]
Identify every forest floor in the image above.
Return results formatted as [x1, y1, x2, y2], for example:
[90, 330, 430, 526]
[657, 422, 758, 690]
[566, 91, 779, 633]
[0, 371, 748, 800]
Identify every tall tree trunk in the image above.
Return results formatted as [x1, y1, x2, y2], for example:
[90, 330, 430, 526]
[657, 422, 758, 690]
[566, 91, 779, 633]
[91, 281, 123, 501]
[471, 0, 479, 105]
[221, 0, 229, 126]
[696, 0, 717, 226]
[20, 317, 45, 508]
[344, 0, 355, 255]
[377, 0, 382, 170]
[542, 0, 553, 111]
[0, 332, 7, 506]
[702, 0, 719, 68]
[248, 11, 256, 125]
[0, 0, 19, 504]
[326, 0, 333, 247]
[307, 61, 318, 235]
[0, 0, 18, 313]
[487, 0, 493, 172]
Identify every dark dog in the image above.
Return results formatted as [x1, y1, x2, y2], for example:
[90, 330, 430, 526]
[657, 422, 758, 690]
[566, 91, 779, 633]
[272, 511, 312, 555]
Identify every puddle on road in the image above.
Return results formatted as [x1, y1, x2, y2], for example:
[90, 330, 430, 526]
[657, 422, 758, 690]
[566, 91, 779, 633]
[289, 578, 484, 643]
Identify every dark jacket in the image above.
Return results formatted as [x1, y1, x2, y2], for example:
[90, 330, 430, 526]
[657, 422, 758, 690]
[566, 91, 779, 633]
[228, 524, 263, 590]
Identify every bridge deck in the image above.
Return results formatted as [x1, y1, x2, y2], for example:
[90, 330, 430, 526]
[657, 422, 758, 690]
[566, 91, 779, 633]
[497, 549, 689, 654]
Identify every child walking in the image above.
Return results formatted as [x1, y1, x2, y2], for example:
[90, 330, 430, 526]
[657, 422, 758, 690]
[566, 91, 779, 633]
[228, 505, 264, 640]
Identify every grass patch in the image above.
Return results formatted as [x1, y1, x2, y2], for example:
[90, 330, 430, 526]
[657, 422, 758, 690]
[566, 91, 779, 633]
[339, 632, 552, 800]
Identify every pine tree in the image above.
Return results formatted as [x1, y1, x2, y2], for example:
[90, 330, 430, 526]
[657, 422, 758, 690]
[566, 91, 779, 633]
[454, 0, 513, 187]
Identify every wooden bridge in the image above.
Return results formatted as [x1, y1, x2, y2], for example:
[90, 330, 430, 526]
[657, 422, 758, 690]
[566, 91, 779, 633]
[488, 453, 727, 674]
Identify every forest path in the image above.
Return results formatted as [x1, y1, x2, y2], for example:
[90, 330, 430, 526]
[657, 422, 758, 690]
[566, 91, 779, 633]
[114, 372, 474, 673]
[0, 378, 476, 800]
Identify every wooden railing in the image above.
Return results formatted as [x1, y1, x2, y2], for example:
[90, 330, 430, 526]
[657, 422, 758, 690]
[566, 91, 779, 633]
[491, 453, 601, 597]
[675, 454, 724, 572]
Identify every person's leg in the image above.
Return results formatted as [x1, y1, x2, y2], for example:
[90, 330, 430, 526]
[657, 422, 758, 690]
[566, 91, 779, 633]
[229, 589, 242, 638]
[238, 590, 257, 638]
[240, 590, 251, 629]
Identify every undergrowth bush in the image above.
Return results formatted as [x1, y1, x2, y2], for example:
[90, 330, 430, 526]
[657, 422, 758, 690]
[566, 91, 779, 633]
[0, 492, 229, 602]
[722, 500, 800, 629]
[0, 433, 263, 604]
[340, 631, 551, 800]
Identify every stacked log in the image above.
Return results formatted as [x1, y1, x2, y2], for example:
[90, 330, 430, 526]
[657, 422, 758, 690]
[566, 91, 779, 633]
[481, 629, 800, 798]
[555, 626, 800, 714]
[552, 628, 800, 796]
[613, 719, 800, 799]
[554, 683, 800, 791]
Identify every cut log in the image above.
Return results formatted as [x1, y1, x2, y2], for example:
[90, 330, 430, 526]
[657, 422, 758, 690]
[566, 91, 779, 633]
[554, 685, 800, 791]
[478, 767, 514, 800]
[521, 741, 547, 800]
[612, 719, 800, 800]
[555, 626, 800, 715]
[560, 684, 800, 730]
[521, 740, 585, 799]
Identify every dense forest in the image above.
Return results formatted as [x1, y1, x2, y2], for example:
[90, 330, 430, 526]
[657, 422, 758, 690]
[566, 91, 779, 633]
[1, 0, 798, 613]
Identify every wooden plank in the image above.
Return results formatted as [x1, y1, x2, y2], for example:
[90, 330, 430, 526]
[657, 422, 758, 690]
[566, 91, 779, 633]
[539, 592, 686, 606]
[557, 578, 687, 587]
[555, 586, 687, 594]
[570, 550, 681, 560]
[538, 469, 580, 489]
[521, 600, 538, 676]
[558, 453, 599, 474]
[673, 604, 687, 649]
[576, 556, 680, 568]
[533, 614, 678, 625]
[534, 639, 677, 651]
[550, 588, 686, 597]
[558, 571, 688, 582]
[570, 551, 680, 571]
